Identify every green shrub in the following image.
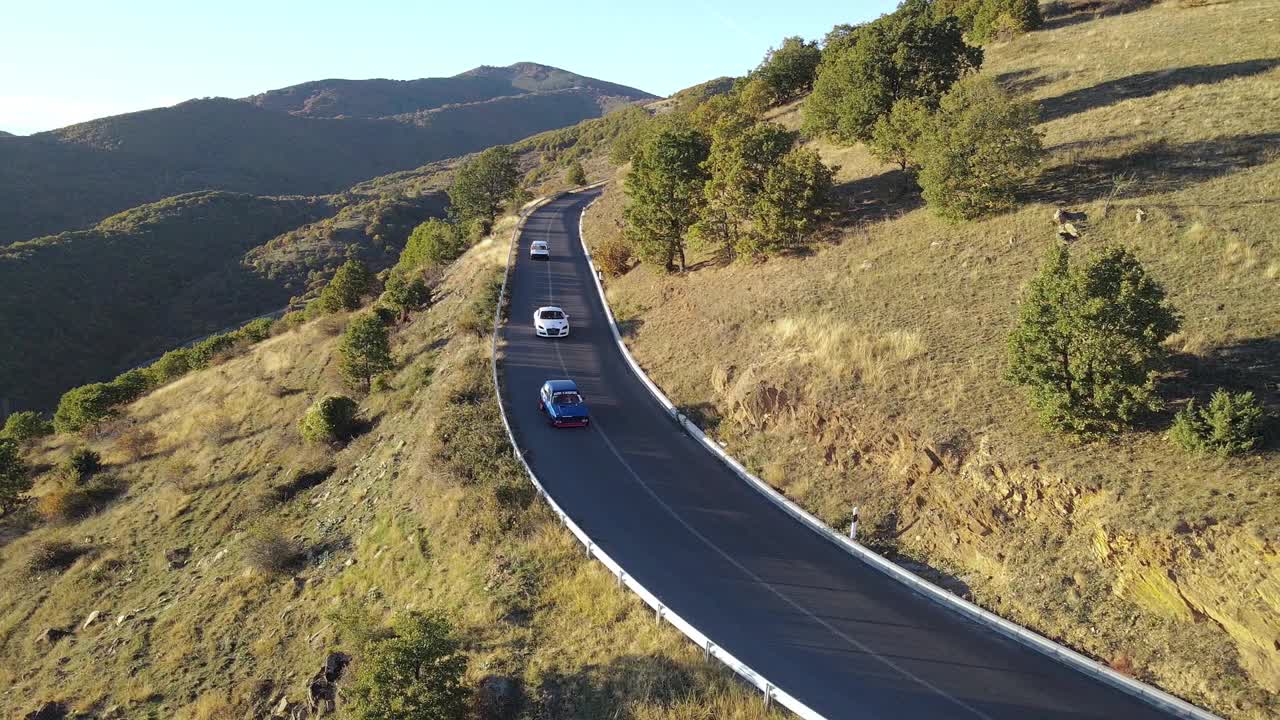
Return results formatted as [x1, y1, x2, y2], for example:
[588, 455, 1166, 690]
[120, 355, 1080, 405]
[68, 448, 102, 478]
[146, 348, 193, 386]
[382, 273, 431, 321]
[397, 219, 465, 273]
[188, 332, 239, 369]
[916, 75, 1044, 220]
[970, 0, 1042, 42]
[1169, 390, 1266, 457]
[313, 258, 373, 314]
[53, 383, 122, 433]
[109, 368, 152, 404]
[238, 317, 275, 343]
[299, 395, 359, 443]
[1007, 244, 1181, 436]
[803, 0, 982, 143]
[347, 612, 469, 720]
[566, 160, 588, 187]
[2, 411, 53, 443]
[339, 314, 394, 389]
[0, 438, 31, 514]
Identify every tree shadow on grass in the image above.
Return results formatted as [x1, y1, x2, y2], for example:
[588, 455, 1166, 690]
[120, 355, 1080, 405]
[1028, 133, 1280, 207]
[1160, 334, 1280, 450]
[1038, 59, 1280, 122]
[828, 168, 924, 229]
[1040, 0, 1153, 31]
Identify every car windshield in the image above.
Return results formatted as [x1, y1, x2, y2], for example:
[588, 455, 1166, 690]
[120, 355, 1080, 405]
[540, 310, 565, 320]
[533, 242, 547, 249]
[554, 392, 582, 405]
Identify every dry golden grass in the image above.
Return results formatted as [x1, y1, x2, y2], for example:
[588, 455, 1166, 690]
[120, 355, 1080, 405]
[0, 218, 779, 720]
[584, 4, 1280, 717]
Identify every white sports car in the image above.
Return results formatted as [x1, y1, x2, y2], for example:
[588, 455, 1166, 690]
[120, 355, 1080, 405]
[533, 306, 570, 338]
[530, 240, 549, 260]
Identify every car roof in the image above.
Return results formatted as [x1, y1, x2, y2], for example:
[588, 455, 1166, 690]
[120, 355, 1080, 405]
[532, 240, 548, 246]
[535, 306, 564, 313]
[543, 379, 578, 393]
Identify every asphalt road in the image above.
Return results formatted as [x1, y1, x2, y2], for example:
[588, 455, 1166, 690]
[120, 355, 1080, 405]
[498, 191, 1182, 720]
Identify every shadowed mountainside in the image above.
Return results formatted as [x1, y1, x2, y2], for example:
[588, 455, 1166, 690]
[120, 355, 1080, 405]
[0, 63, 654, 244]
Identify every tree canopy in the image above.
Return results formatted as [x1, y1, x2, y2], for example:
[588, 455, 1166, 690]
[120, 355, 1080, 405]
[1008, 244, 1181, 436]
[448, 146, 520, 236]
[754, 36, 823, 105]
[803, 0, 982, 143]
[623, 127, 712, 272]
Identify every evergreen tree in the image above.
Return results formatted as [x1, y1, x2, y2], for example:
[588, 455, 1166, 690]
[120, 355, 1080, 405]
[0, 438, 31, 515]
[314, 258, 373, 314]
[566, 161, 588, 187]
[623, 127, 712, 271]
[1008, 244, 1181, 436]
[448, 146, 519, 236]
[339, 313, 394, 389]
[804, 0, 981, 143]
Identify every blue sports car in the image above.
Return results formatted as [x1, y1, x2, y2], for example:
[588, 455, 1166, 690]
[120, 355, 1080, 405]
[538, 379, 590, 428]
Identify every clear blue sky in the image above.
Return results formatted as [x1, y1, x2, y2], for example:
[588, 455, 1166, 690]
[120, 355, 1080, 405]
[0, 0, 897, 135]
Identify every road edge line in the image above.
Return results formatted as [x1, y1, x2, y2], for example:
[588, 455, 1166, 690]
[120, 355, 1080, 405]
[573, 186, 1222, 720]
[490, 188, 825, 720]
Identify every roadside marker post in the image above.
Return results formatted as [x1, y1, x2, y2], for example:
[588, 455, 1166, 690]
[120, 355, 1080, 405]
[849, 506, 859, 541]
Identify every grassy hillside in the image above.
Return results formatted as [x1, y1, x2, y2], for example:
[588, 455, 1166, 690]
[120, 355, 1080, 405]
[0, 190, 448, 412]
[0, 64, 652, 244]
[0, 228, 778, 719]
[584, 2, 1279, 717]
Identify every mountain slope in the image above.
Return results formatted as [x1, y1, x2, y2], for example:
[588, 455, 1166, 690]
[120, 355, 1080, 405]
[581, 3, 1280, 717]
[0, 234, 776, 718]
[248, 61, 653, 118]
[0, 189, 448, 412]
[0, 64, 654, 244]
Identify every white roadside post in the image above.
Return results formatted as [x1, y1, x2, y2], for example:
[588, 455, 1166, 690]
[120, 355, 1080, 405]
[849, 506, 859, 541]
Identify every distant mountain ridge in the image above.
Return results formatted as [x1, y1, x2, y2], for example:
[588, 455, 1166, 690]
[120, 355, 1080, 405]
[0, 63, 654, 244]
[248, 61, 652, 119]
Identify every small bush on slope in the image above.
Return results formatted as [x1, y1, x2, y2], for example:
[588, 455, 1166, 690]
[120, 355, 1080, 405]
[346, 612, 469, 720]
[2, 411, 52, 443]
[1169, 389, 1266, 457]
[299, 396, 359, 443]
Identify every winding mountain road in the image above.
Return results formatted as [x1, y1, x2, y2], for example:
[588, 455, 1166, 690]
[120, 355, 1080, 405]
[496, 190, 1187, 719]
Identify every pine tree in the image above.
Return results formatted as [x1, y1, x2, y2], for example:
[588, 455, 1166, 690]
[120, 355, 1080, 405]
[339, 313, 394, 389]
[1008, 244, 1181, 436]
